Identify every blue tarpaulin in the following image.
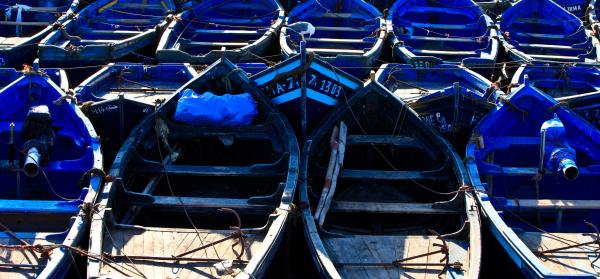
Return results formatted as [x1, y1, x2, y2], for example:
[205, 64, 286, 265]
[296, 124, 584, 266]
[173, 89, 258, 126]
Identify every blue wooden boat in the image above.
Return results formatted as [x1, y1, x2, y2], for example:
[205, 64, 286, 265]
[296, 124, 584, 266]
[300, 79, 481, 278]
[252, 50, 363, 136]
[466, 80, 600, 278]
[375, 63, 500, 148]
[499, 0, 599, 63]
[0, 0, 79, 67]
[156, 0, 284, 64]
[0, 70, 102, 278]
[511, 63, 600, 129]
[387, 0, 499, 72]
[87, 58, 299, 278]
[74, 62, 197, 164]
[280, 0, 386, 78]
[38, 0, 176, 66]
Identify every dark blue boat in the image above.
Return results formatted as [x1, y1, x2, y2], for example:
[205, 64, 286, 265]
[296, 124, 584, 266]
[156, 0, 284, 64]
[0, 70, 102, 278]
[74, 62, 197, 162]
[387, 0, 499, 72]
[252, 50, 363, 136]
[38, 0, 176, 66]
[511, 63, 600, 129]
[299, 79, 482, 278]
[375, 63, 500, 148]
[499, 0, 599, 63]
[87, 58, 299, 278]
[0, 0, 79, 67]
[466, 81, 600, 278]
[280, 0, 386, 78]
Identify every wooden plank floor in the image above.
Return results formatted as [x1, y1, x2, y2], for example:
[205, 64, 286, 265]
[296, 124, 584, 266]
[517, 231, 598, 275]
[323, 235, 469, 279]
[0, 235, 53, 279]
[100, 225, 265, 278]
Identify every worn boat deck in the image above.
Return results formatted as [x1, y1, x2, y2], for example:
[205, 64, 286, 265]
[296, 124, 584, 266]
[0, 235, 53, 279]
[100, 225, 265, 278]
[323, 235, 469, 279]
[516, 231, 598, 276]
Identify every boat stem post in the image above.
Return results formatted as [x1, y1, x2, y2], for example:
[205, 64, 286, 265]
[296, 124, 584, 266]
[119, 93, 125, 142]
[8, 122, 14, 167]
[300, 40, 307, 140]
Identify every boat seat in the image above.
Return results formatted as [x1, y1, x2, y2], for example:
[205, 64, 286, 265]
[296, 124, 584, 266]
[192, 29, 264, 35]
[513, 17, 564, 25]
[405, 35, 481, 43]
[135, 164, 287, 177]
[178, 41, 250, 47]
[495, 199, 600, 211]
[307, 48, 365, 54]
[518, 43, 588, 50]
[330, 201, 462, 214]
[340, 169, 449, 181]
[407, 22, 474, 30]
[167, 124, 275, 141]
[527, 54, 581, 61]
[126, 196, 275, 210]
[0, 21, 50, 26]
[0, 199, 80, 214]
[89, 17, 158, 25]
[320, 13, 367, 19]
[77, 30, 144, 35]
[305, 37, 371, 44]
[315, 26, 371, 32]
[78, 39, 120, 44]
[412, 49, 478, 56]
[513, 32, 574, 40]
[346, 134, 437, 159]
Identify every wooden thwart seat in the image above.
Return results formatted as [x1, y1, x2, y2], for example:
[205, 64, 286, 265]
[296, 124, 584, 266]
[496, 199, 600, 210]
[330, 201, 462, 214]
[340, 169, 449, 181]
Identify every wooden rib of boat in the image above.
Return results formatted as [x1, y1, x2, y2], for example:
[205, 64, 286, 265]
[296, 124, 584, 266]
[375, 63, 500, 149]
[300, 78, 481, 278]
[466, 78, 600, 278]
[0, 0, 79, 67]
[387, 0, 499, 73]
[74, 62, 197, 162]
[87, 58, 299, 279]
[511, 62, 600, 129]
[157, 0, 284, 64]
[38, 0, 175, 66]
[499, 0, 599, 63]
[280, 0, 386, 78]
[0, 70, 102, 278]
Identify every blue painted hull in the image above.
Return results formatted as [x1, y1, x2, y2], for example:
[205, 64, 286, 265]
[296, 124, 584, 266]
[0, 72, 102, 278]
[39, 0, 175, 66]
[388, 0, 498, 75]
[0, 0, 79, 68]
[0, 67, 68, 91]
[553, 0, 590, 17]
[375, 63, 498, 148]
[499, 0, 599, 63]
[466, 81, 600, 278]
[157, 0, 284, 64]
[512, 63, 600, 129]
[280, 0, 386, 78]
